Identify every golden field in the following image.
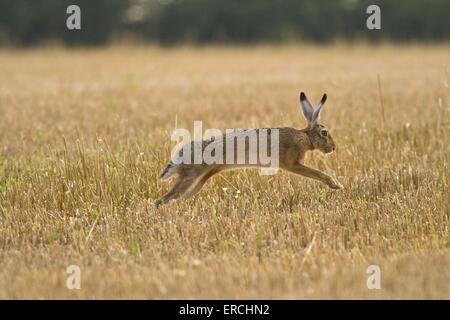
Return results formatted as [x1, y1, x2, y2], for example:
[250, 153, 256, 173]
[0, 44, 449, 299]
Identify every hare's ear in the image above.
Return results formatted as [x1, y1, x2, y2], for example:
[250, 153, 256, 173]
[300, 92, 314, 122]
[312, 93, 327, 123]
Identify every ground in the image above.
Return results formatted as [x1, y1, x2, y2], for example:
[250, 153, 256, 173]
[0, 44, 449, 298]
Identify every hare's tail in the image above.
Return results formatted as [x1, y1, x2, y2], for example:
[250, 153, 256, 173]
[159, 161, 177, 181]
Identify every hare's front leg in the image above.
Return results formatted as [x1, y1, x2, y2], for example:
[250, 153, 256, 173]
[284, 163, 343, 189]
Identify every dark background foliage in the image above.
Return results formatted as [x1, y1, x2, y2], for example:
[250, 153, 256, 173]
[0, 0, 448, 46]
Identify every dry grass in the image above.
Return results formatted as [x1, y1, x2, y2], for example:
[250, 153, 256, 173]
[0, 44, 449, 299]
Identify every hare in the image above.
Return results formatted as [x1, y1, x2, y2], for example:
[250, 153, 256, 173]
[156, 92, 343, 206]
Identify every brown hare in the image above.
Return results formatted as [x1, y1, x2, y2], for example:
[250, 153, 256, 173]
[156, 92, 343, 206]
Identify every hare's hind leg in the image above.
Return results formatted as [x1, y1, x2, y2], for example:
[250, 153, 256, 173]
[183, 168, 219, 199]
[155, 167, 220, 206]
[155, 176, 198, 207]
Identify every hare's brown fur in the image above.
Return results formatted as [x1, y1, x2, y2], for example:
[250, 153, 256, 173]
[156, 92, 343, 206]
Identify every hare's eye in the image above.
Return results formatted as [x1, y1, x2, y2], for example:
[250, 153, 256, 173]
[320, 130, 328, 137]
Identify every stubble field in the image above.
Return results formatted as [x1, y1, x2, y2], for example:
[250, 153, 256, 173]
[0, 44, 449, 299]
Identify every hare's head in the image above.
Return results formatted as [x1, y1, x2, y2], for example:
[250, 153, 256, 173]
[300, 92, 336, 154]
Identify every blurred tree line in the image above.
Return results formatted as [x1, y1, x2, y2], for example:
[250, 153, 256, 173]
[0, 0, 448, 46]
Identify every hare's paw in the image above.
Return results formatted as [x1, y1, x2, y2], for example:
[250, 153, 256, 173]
[154, 199, 163, 208]
[328, 179, 344, 190]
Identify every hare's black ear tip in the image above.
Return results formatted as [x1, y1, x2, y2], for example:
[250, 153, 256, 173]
[321, 93, 327, 103]
[300, 92, 306, 100]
